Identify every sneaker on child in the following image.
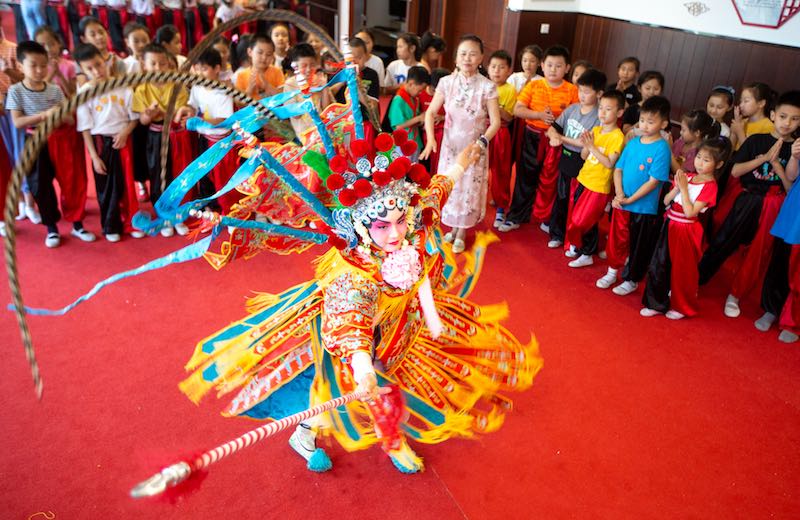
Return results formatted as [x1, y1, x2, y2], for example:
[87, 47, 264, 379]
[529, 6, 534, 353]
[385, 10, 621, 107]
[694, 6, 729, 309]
[539, 222, 550, 234]
[71, 227, 97, 242]
[723, 295, 740, 318]
[596, 268, 618, 289]
[754, 312, 777, 332]
[640, 308, 661, 317]
[25, 205, 41, 224]
[568, 254, 593, 268]
[494, 209, 505, 229]
[45, 232, 61, 248]
[497, 221, 519, 232]
[612, 280, 638, 296]
[564, 245, 578, 258]
[105, 233, 121, 243]
[547, 239, 563, 249]
[174, 222, 190, 236]
[160, 226, 175, 237]
[130, 230, 146, 239]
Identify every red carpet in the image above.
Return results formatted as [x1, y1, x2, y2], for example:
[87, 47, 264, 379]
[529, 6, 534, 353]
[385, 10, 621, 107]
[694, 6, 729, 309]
[1, 201, 799, 519]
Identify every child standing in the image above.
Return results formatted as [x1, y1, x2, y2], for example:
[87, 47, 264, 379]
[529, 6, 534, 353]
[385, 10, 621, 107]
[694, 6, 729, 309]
[384, 33, 421, 95]
[713, 83, 777, 232]
[671, 110, 720, 174]
[730, 82, 776, 150]
[569, 60, 592, 85]
[132, 43, 195, 237]
[189, 48, 239, 214]
[487, 50, 515, 227]
[545, 68, 603, 247]
[419, 31, 445, 73]
[607, 56, 640, 107]
[34, 26, 76, 96]
[564, 89, 625, 267]
[281, 43, 330, 139]
[234, 34, 283, 101]
[387, 65, 429, 160]
[758, 138, 800, 343]
[621, 71, 664, 136]
[74, 43, 140, 242]
[641, 139, 729, 319]
[420, 34, 500, 254]
[76, 16, 126, 86]
[122, 22, 150, 74]
[355, 28, 385, 89]
[270, 23, 291, 69]
[155, 25, 187, 68]
[699, 91, 800, 318]
[499, 45, 578, 232]
[706, 86, 735, 138]
[596, 96, 672, 294]
[506, 45, 542, 93]
[212, 36, 234, 84]
[5, 41, 95, 247]
[420, 67, 448, 174]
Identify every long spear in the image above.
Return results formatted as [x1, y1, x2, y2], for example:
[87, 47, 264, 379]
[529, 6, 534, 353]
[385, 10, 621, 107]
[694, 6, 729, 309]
[130, 389, 376, 498]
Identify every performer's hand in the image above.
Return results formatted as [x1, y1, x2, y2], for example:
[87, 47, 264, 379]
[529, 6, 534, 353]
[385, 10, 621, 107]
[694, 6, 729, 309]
[766, 138, 783, 164]
[455, 143, 481, 170]
[357, 372, 380, 402]
[791, 139, 800, 160]
[419, 139, 437, 160]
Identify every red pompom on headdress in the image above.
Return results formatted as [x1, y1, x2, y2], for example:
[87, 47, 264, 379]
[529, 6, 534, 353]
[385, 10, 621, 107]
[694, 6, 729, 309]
[350, 138, 369, 158]
[400, 140, 418, 157]
[326, 174, 345, 191]
[353, 178, 373, 198]
[392, 129, 409, 146]
[372, 170, 391, 186]
[329, 154, 348, 174]
[338, 188, 358, 206]
[374, 132, 394, 153]
[408, 163, 428, 183]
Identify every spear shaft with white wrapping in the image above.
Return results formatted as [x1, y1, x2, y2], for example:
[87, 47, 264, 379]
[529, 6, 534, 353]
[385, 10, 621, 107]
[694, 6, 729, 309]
[130, 389, 373, 498]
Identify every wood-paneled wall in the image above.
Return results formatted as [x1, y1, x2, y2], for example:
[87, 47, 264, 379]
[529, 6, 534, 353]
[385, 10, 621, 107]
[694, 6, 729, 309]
[570, 15, 800, 119]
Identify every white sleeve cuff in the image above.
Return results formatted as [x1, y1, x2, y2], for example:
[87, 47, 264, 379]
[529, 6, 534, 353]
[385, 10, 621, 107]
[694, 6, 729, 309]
[350, 351, 375, 383]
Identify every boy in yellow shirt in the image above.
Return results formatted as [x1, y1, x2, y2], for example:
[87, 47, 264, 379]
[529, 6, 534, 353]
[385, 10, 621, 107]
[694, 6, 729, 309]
[487, 50, 516, 227]
[565, 90, 625, 267]
[132, 43, 194, 236]
[234, 34, 284, 101]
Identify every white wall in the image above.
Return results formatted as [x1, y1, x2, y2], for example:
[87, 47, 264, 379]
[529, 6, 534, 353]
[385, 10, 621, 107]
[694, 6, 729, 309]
[507, 0, 800, 48]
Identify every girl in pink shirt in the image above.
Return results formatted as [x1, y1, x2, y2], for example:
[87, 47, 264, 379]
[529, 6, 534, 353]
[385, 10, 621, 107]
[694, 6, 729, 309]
[34, 26, 76, 96]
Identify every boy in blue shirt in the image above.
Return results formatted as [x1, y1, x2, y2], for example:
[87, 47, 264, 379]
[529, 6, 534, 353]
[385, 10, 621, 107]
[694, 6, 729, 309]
[596, 95, 672, 294]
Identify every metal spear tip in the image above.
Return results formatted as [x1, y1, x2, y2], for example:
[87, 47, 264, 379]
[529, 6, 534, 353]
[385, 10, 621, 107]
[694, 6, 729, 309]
[130, 461, 191, 498]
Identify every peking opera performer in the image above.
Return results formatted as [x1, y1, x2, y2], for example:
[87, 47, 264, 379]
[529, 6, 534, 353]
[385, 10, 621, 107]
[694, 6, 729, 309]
[16, 62, 542, 476]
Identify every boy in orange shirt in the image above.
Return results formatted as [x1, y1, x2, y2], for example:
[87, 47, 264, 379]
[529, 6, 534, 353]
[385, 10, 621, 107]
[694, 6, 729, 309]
[500, 45, 578, 232]
[234, 34, 284, 101]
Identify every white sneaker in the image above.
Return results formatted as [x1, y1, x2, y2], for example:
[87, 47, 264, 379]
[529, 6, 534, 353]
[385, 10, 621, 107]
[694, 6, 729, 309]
[0, 222, 5, 237]
[25, 205, 41, 224]
[665, 310, 685, 320]
[598, 250, 608, 260]
[754, 312, 776, 332]
[71, 228, 97, 242]
[564, 245, 578, 258]
[443, 232, 454, 243]
[16, 202, 26, 221]
[45, 232, 61, 248]
[778, 330, 799, 343]
[640, 308, 661, 317]
[596, 269, 618, 289]
[160, 226, 175, 237]
[539, 222, 550, 234]
[452, 238, 465, 254]
[130, 230, 145, 239]
[174, 222, 190, 236]
[547, 239, 563, 249]
[105, 233, 121, 242]
[568, 254, 594, 268]
[612, 280, 638, 296]
[723, 295, 740, 318]
[289, 424, 317, 461]
[498, 221, 519, 232]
